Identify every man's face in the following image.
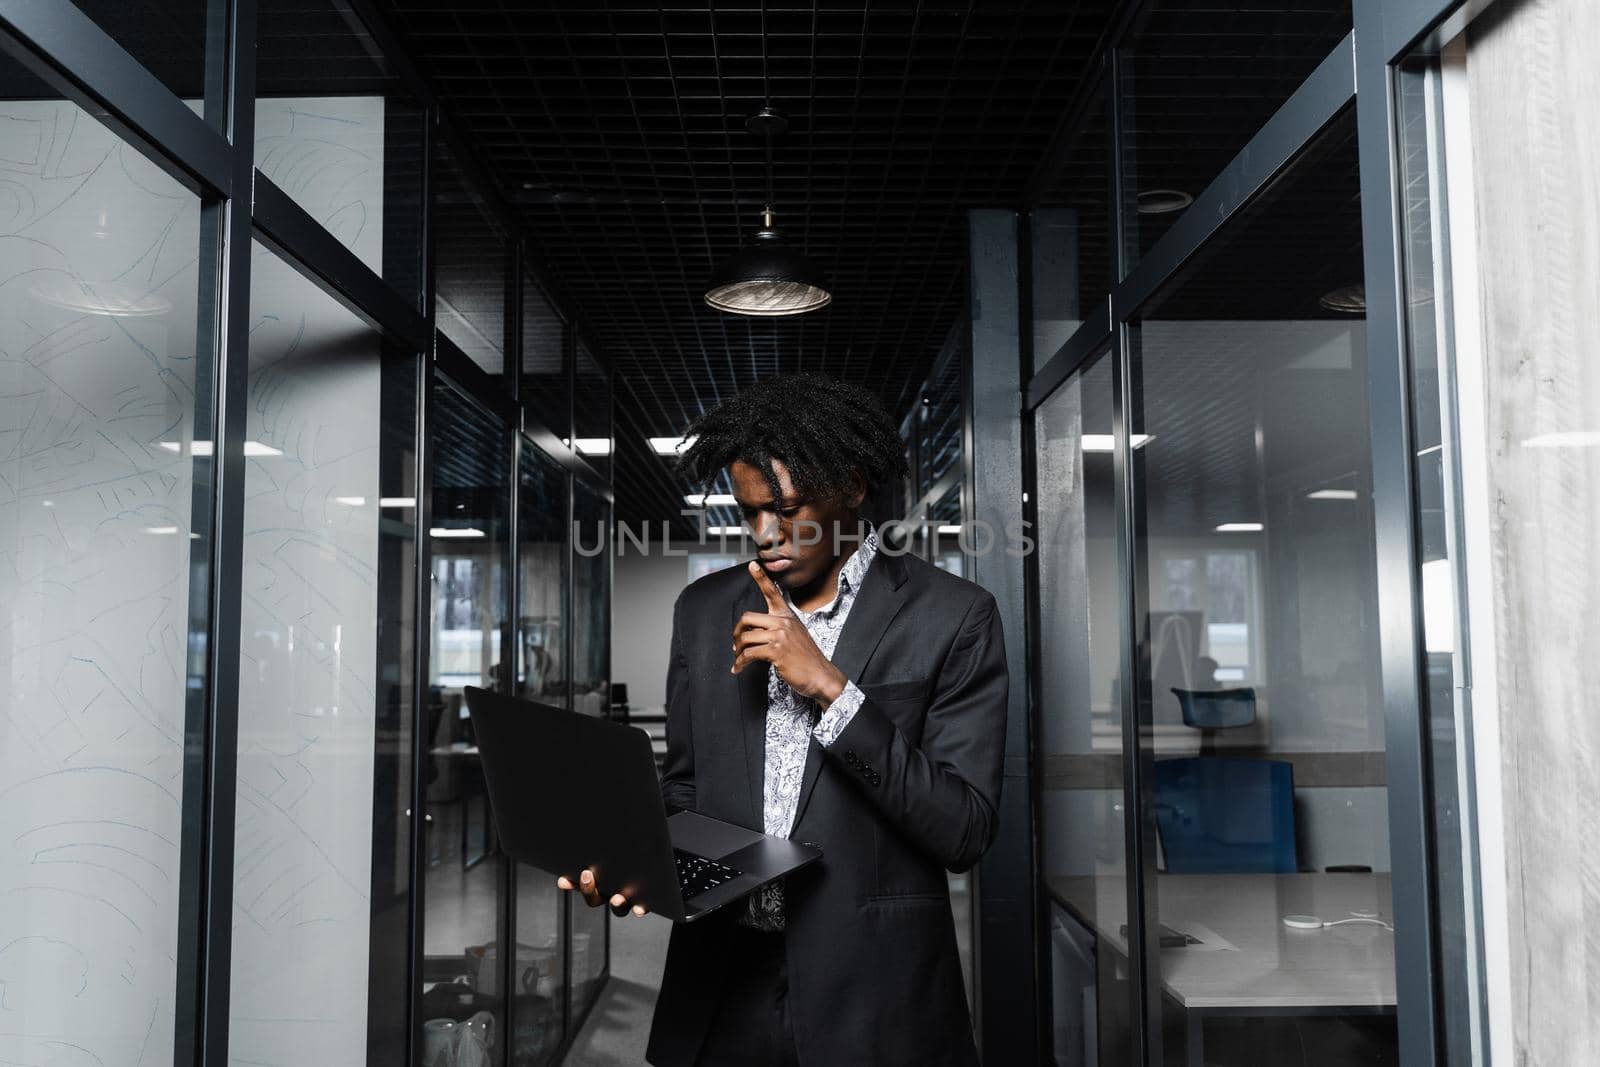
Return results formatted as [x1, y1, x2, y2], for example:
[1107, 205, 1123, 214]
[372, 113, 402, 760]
[727, 457, 862, 593]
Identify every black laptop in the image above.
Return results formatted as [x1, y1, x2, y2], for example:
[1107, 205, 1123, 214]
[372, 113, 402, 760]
[463, 686, 822, 923]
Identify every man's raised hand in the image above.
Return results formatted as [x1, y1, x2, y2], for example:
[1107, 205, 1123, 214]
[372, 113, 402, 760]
[731, 561, 847, 707]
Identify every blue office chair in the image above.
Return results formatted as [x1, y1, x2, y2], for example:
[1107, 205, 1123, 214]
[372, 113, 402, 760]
[1172, 686, 1256, 756]
[1171, 687, 1257, 729]
[1153, 756, 1298, 874]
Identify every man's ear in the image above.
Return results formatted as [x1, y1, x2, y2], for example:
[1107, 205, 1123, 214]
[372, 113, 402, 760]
[846, 469, 867, 509]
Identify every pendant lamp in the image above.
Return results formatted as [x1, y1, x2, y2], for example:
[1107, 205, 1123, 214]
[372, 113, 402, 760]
[704, 108, 831, 316]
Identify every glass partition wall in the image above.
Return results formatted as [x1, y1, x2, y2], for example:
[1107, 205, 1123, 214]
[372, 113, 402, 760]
[1023, 0, 1502, 1063]
[1130, 113, 1397, 1066]
[0, 3, 613, 1065]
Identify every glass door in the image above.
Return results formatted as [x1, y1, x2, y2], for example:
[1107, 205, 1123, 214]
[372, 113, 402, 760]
[421, 381, 512, 1055]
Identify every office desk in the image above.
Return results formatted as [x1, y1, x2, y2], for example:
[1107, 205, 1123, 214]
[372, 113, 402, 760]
[1048, 873, 1395, 1063]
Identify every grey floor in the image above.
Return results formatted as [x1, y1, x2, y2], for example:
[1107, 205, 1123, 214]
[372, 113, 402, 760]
[563, 911, 673, 1065]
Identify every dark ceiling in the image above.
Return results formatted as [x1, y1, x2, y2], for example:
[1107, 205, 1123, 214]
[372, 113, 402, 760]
[54, 0, 1356, 530]
[377, 0, 1120, 525]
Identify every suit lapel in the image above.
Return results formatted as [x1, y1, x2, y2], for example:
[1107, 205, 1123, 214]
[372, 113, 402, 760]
[790, 550, 910, 833]
[733, 580, 769, 828]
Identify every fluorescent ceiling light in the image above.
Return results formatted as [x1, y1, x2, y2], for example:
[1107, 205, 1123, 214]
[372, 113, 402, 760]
[936, 524, 963, 535]
[430, 527, 486, 539]
[1523, 431, 1600, 448]
[334, 496, 366, 507]
[380, 497, 416, 508]
[1081, 433, 1154, 452]
[685, 493, 737, 507]
[1215, 522, 1264, 533]
[1307, 489, 1359, 501]
[573, 437, 612, 455]
[706, 526, 746, 536]
[651, 435, 696, 455]
[144, 525, 180, 535]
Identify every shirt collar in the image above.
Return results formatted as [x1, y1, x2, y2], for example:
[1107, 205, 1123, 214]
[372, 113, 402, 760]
[786, 521, 878, 618]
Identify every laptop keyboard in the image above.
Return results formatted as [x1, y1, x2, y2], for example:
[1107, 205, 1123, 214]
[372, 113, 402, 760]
[674, 849, 743, 900]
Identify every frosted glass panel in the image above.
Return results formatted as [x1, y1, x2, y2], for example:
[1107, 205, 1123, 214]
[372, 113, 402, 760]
[226, 244, 390, 1062]
[0, 99, 207, 1063]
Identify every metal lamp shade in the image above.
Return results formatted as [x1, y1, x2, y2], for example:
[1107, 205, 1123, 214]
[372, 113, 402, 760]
[704, 233, 831, 316]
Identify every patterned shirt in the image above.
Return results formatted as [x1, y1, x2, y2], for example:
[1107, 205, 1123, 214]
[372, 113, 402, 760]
[739, 523, 879, 931]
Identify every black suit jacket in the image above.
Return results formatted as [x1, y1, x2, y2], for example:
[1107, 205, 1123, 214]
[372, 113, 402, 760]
[646, 547, 1008, 1066]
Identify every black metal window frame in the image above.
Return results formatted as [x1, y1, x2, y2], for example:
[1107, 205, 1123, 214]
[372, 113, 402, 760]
[0, 1, 614, 1064]
[1015, 0, 1504, 1064]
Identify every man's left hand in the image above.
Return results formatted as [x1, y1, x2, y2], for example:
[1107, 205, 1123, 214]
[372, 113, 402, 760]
[732, 560, 848, 707]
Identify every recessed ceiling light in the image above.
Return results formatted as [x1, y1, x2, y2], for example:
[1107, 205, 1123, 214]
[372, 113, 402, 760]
[1319, 284, 1366, 314]
[334, 496, 366, 507]
[936, 524, 963, 535]
[380, 497, 416, 508]
[430, 527, 486, 539]
[651, 436, 696, 455]
[1216, 522, 1264, 533]
[706, 526, 746, 536]
[144, 525, 180, 535]
[1136, 189, 1193, 215]
[1081, 433, 1154, 452]
[573, 437, 612, 456]
[685, 493, 737, 507]
[1307, 489, 1359, 501]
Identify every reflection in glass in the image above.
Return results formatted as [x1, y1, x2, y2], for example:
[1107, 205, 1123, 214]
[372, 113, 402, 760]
[1131, 114, 1396, 1065]
[1395, 58, 1483, 1064]
[436, 141, 511, 381]
[256, 0, 426, 300]
[68, 0, 220, 126]
[229, 243, 415, 1063]
[918, 342, 965, 498]
[523, 281, 570, 440]
[572, 341, 611, 480]
[1033, 80, 1111, 358]
[423, 384, 511, 1054]
[569, 477, 612, 1016]
[1119, 2, 1352, 272]
[0, 83, 208, 1064]
[513, 439, 570, 1065]
[1036, 355, 1129, 1067]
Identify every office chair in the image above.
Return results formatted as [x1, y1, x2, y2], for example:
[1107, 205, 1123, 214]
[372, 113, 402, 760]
[1153, 756, 1298, 874]
[1171, 686, 1256, 756]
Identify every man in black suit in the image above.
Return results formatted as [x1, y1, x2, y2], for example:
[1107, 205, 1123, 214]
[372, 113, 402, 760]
[559, 374, 1008, 1065]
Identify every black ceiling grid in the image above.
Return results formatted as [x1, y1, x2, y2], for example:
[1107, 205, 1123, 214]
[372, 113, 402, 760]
[378, 0, 1120, 530]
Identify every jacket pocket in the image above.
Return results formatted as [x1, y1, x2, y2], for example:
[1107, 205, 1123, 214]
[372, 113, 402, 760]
[862, 890, 948, 907]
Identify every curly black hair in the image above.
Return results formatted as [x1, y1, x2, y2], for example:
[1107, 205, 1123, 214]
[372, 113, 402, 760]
[675, 373, 908, 508]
